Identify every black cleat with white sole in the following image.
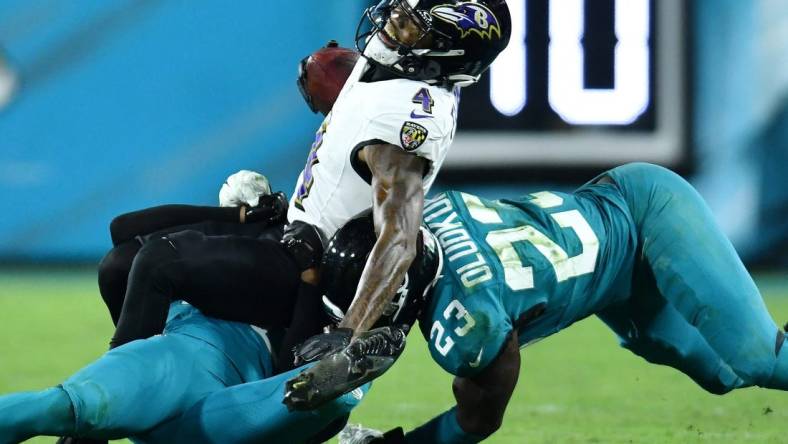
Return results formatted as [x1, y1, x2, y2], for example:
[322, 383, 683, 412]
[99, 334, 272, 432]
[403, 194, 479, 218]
[283, 325, 406, 411]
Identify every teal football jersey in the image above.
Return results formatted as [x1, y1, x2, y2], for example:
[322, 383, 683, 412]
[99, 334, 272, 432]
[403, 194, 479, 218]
[418, 185, 637, 376]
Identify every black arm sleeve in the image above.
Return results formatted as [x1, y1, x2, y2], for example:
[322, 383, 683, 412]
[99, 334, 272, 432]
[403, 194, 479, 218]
[110, 205, 242, 246]
[276, 282, 333, 373]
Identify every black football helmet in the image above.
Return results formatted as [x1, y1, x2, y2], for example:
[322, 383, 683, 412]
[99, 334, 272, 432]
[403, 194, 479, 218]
[320, 210, 443, 329]
[355, 0, 511, 86]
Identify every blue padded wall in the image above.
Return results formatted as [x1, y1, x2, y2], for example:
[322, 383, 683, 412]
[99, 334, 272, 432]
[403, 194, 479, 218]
[0, 1, 364, 260]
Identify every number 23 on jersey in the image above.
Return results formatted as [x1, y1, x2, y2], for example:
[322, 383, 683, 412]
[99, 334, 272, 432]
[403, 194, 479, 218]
[430, 192, 600, 356]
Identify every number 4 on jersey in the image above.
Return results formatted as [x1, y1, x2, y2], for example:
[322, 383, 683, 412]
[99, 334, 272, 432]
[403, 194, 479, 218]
[412, 88, 434, 114]
[294, 117, 330, 210]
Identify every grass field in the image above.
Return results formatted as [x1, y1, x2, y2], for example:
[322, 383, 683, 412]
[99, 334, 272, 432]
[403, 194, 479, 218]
[0, 269, 786, 443]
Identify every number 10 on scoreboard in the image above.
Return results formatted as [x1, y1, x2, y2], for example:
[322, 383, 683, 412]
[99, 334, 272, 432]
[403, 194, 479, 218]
[490, 0, 650, 125]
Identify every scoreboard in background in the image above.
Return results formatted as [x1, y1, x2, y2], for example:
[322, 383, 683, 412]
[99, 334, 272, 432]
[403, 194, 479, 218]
[448, 0, 688, 171]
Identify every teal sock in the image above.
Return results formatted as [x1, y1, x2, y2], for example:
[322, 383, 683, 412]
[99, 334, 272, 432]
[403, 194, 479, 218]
[0, 387, 75, 442]
[405, 407, 485, 444]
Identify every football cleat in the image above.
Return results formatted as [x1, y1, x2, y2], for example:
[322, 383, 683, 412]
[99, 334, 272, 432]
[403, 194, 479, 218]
[338, 424, 384, 444]
[339, 424, 407, 444]
[293, 327, 353, 367]
[283, 326, 407, 411]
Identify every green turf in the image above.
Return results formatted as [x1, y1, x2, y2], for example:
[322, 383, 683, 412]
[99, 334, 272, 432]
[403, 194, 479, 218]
[0, 270, 786, 443]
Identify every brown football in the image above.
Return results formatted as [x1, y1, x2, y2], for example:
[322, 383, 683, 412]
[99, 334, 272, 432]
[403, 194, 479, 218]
[298, 41, 360, 115]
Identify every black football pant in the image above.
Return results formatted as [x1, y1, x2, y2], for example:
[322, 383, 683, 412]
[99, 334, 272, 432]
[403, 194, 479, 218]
[99, 222, 300, 349]
[98, 221, 278, 325]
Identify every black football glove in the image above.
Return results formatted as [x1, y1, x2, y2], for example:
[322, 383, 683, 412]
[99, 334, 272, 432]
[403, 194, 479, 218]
[283, 325, 407, 411]
[244, 191, 288, 225]
[281, 220, 324, 271]
[293, 327, 353, 367]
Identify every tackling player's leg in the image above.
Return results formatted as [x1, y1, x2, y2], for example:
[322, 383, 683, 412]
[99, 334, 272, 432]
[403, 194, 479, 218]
[110, 230, 300, 348]
[97, 241, 140, 325]
[0, 388, 75, 443]
[0, 334, 226, 442]
[0, 303, 270, 442]
[143, 365, 369, 444]
[605, 162, 787, 391]
[597, 271, 745, 394]
[97, 220, 275, 327]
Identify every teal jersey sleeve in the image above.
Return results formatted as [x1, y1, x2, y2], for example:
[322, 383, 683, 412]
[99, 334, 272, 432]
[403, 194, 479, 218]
[418, 276, 514, 377]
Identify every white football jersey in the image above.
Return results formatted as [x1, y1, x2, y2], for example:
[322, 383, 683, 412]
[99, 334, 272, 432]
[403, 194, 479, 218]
[288, 58, 460, 241]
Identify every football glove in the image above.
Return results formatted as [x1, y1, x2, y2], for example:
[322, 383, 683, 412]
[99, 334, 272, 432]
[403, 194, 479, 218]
[293, 327, 353, 367]
[244, 191, 288, 225]
[219, 170, 271, 207]
[283, 325, 407, 411]
[282, 220, 325, 271]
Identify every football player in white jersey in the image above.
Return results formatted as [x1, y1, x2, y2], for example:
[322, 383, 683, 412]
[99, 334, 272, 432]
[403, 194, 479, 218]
[102, 0, 510, 380]
[2, 4, 510, 442]
[288, 0, 511, 347]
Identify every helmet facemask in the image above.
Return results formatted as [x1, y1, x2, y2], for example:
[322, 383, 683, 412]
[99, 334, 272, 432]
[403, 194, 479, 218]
[356, 0, 511, 87]
[356, 0, 461, 84]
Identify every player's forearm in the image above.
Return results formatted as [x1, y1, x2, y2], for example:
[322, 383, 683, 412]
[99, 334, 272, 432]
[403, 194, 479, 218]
[402, 376, 511, 443]
[109, 204, 243, 245]
[338, 225, 416, 333]
[342, 144, 425, 333]
[452, 331, 521, 437]
[398, 334, 522, 442]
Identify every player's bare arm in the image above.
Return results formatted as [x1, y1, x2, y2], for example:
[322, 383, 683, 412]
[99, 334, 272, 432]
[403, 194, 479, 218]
[338, 144, 427, 334]
[453, 329, 520, 437]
